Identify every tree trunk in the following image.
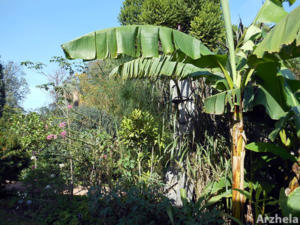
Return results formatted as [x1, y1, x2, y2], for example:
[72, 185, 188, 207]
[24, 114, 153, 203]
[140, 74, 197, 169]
[231, 106, 246, 221]
[164, 79, 194, 206]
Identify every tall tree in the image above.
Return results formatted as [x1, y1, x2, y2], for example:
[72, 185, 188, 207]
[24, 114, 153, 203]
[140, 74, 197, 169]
[119, 0, 225, 48]
[0, 59, 29, 108]
[118, 0, 144, 25]
[190, 1, 225, 50]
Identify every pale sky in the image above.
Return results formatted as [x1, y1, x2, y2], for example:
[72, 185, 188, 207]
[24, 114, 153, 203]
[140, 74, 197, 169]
[0, 0, 299, 111]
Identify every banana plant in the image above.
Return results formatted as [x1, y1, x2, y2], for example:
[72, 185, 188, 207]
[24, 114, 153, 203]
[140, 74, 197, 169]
[61, 0, 300, 221]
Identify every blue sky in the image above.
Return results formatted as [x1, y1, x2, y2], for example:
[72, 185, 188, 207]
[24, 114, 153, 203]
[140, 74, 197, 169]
[1, 0, 299, 111]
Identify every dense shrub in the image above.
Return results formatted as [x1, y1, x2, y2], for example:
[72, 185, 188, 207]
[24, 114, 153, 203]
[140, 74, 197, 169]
[0, 113, 30, 186]
[0, 135, 30, 186]
[88, 184, 224, 225]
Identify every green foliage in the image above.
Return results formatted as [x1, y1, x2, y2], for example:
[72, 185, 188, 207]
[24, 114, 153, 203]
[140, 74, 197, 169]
[279, 187, 300, 218]
[88, 184, 224, 225]
[0, 110, 30, 185]
[139, 0, 189, 31]
[119, 109, 159, 149]
[118, 0, 225, 48]
[79, 59, 166, 122]
[0, 134, 30, 185]
[245, 142, 298, 163]
[3, 195, 92, 225]
[118, 109, 167, 184]
[61, 25, 212, 61]
[190, 1, 225, 50]
[285, 57, 300, 80]
[0, 58, 29, 108]
[118, 0, 144, 25]
[22, 165, 66, 198]
[254, 6, 300, 59]
[9, 111, 59, 153]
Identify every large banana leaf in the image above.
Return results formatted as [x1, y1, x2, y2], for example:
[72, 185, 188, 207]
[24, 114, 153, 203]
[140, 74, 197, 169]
[204, 86, 286, 120]
[61, 25, 213, 61]
[245, 142, 298, 162]
[253, 0, 287, 24]
[254, 6, 300, 59]
[109, 56, 223, 81]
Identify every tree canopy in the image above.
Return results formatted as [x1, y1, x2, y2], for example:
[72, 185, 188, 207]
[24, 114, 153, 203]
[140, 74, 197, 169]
[0, 58, 29, 109]
[118, 0, 225, 49]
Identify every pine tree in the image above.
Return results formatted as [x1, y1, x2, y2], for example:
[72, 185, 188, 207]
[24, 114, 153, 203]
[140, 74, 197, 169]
[118, 0, 225, 48]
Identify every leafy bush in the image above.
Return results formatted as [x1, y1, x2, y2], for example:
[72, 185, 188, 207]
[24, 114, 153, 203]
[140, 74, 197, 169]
[0, 114, 30, 185]
[0, 135, 30, 185]
[118, 109, 168, 185]
[3, 194, 92, 225]
[22, 165, 66, 198]
[119, 109, 159, 149]
[88, 184, 224, 225]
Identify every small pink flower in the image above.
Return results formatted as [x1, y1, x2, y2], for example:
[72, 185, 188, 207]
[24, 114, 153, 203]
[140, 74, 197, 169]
[60, 130, 67, 138]
[32, 165, 36, 169]
[59, 122, 66, 128]
[67, 104, 73, 109]
[46, 134, 53, 140]
[102, 154, 107, 160]
[53, 135, 57, 139]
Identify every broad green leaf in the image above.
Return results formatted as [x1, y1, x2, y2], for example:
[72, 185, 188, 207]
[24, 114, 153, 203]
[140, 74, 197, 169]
[62, 25, 213, 61]
[253, 0, 287, 24]
[254, 61, 288, 110]
[286, 79, 300, 96]
[205, 85, 286, 119]
[254, 6, 300, 59]
[250, 86, 286, 120]
[109, 56, 222, 81]
[200, 176, 231, 197]
[244, 25, 261, 42]
[62, 32, 96, 60]
[279, 76, 299, 107]
[245, 142, 298, 162]
[241, 40, 254, 52]
[141, 26, 159, 57]
[206, 190, 231, 206]
[204, 88, 242, 115]
[204, 91, 227, 115]
[221, 0, 237, 85]
[279, 187, 300, 218]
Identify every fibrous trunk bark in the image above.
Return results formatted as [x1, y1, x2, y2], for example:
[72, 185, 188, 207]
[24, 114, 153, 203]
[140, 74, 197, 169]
[231, 106, 246, 221]
[164, 79, 194, 206]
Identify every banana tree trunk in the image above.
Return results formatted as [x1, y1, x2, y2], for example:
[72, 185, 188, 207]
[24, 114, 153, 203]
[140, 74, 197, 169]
[231, 106, 246, 221]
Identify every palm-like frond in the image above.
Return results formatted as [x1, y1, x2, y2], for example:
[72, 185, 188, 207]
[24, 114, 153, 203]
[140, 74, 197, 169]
[61, 25, 213, 61]
[109, 56, 222, 81]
